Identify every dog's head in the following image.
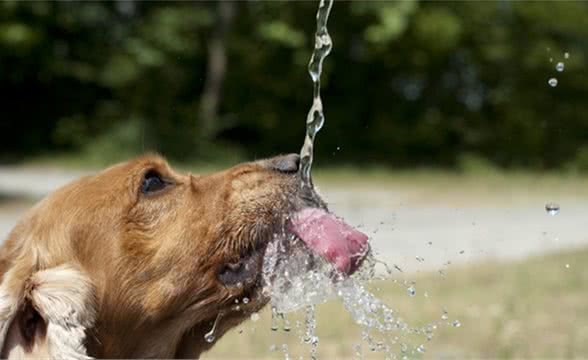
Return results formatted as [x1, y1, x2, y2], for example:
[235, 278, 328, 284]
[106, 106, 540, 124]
[0, 154, 367, 358]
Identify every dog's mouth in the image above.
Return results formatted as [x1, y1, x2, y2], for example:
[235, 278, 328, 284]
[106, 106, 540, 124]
[288, 208, 369, 274]
[217, 205, 369, 290]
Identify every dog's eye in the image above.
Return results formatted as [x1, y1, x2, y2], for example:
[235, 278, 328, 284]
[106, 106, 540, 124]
[142, 170, 167, 194]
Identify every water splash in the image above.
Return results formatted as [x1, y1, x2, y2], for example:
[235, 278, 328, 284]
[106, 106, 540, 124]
[299, 0, 334, 189]
[262, 234, 337, 313]
[299, 305, 320, 359]
[262, 234, 452, 356]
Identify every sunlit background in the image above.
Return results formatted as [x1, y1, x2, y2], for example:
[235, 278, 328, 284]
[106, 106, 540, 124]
[1, 1, 588, 358]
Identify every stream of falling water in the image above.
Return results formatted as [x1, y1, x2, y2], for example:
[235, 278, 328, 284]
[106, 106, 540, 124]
[299, 0, 333, 189]
[255, 1, 454, 358]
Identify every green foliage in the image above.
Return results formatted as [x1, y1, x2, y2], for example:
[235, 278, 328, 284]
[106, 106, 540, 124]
[352, 1, 417, 45]
[1, 1, 587, 170]
[258, 21, 305, 48]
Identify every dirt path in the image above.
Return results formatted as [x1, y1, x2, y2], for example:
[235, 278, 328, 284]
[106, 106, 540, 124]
[326, 188, 588, 272]
[1, 166, 586, 272]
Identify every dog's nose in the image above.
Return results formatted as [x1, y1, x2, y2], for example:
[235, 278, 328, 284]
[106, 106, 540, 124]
[270, 153, 300, 173]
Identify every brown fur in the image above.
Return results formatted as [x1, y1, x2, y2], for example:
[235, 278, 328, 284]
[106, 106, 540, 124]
[0, 154, 313, 358]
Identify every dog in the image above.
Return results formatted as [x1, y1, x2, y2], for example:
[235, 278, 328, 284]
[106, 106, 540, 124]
[0, 154, 368, 359]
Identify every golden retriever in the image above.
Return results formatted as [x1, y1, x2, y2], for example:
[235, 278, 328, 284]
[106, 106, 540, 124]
[0, 154, 368, 359]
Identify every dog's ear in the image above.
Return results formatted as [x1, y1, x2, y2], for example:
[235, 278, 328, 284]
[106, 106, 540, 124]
[0, 264, 96, 359]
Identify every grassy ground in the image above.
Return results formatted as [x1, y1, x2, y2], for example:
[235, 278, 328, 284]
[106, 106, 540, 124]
[207, 247, 588, 359]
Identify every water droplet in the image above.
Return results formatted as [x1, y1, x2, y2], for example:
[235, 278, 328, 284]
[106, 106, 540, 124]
[336, 146, 340, 150]
[452, 320, 461, 327]
[441, 311, 449, 320]
[310, 336, 319, 345]
[242, 297, 249, 304]
[459, 250, 465, 254]
[282, 344, 290, 360]
[415, 256, 424, 262]
[353, 343, 362, 357]
[407, 285, 416, 297]
[545, 202, 560, 215]
[548, 78, 558, 87]
[394, 264, 403, 273]
[427, 241, 433, 245]
[549, 57, 553, 63]
[424, 291, 429, 298]
[269, 344, 277, 352]
[565, 263, 570, 269]
[416, 344, 426, 353]
[283, 318, 291, 332]
[250, 313, 260, 322]
[564, 52, 570, 59]
[556, 62, 565, 72]
[234, 298, 239, 304]
[271, 307, 279, 331]
[203, 312, 222, 343]
[204, 333, 215, 343]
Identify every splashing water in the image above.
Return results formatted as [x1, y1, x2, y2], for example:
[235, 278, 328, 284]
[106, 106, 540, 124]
[299, 0, 334, 189]
[261, 236, 451, 358]
[262, 235, 337, 313]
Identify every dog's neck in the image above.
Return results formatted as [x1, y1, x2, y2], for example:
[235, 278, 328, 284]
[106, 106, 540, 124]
[88, 312, 237, 358]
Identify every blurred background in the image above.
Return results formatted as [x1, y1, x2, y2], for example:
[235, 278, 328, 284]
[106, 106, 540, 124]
[1, 1, 588, 358]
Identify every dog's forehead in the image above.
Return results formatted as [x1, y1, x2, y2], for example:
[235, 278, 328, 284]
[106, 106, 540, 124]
[101, 155, 176, 178]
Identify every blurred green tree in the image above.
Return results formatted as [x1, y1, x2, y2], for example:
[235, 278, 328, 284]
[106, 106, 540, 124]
[0, 1, 587, 170]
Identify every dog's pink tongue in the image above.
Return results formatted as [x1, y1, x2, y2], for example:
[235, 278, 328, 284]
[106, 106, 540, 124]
[289, 208, 369, 274]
